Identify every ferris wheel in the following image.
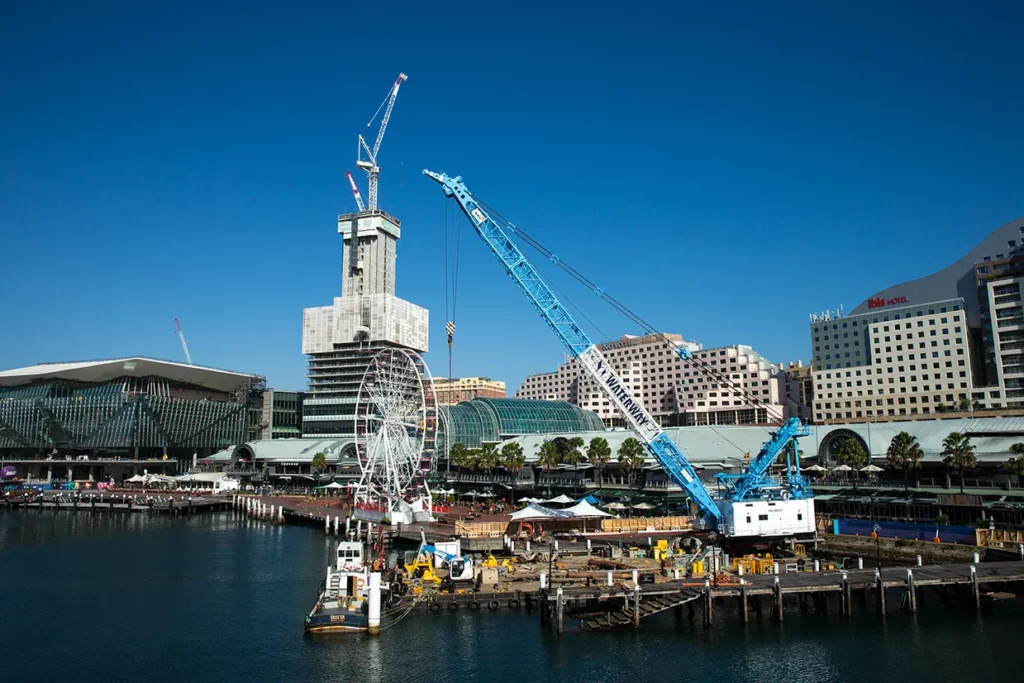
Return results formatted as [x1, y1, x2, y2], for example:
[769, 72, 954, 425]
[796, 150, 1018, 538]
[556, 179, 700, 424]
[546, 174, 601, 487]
[353, 347, 437, 520]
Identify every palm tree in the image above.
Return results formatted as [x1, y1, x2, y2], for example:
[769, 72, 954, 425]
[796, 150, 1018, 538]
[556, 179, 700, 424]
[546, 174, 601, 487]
[1007, 443, 1024, 486]
[837, 438, 867, 491]
[478, 443, 499, 474]
[942, 432, 976, 494]
[561, 436, 586, 497]
[311, 452, 327, 479]
[586, 437, 612, 489]
[501, 442, 526, 503]
[618, 437, 646, 510]
[886, 431, 924, 494]
[537, 440, 561, 471]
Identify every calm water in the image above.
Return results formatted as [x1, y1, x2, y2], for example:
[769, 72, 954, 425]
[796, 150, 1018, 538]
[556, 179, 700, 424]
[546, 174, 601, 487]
[1, 510, 1021, 683]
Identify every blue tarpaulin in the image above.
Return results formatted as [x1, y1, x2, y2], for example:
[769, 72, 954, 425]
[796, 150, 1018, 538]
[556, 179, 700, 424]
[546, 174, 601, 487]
[577, 494, 600, 505]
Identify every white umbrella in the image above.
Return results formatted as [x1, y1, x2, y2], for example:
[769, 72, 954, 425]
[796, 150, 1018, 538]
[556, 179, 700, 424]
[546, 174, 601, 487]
[564, 500, 613, 518]
[802, 464, 827, 472]
[518, 496, 533, 502]
[323, 481, 345, 489]
[831, 464, 852, 472]
[631, 502, 655, 510]
[545, 494, 573, 505]
[605, 502, 627, 510]
[860, 464, 884, 473]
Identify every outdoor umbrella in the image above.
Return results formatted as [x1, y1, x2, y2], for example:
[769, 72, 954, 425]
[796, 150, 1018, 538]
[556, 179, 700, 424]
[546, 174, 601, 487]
[545, 494, 573, 505]
[860, 464, 884, 473]
[631, 502, 655, 511]
[801, 465, 827, 472]
[831, 465, 852, 472]
[605, 502, 627, 510]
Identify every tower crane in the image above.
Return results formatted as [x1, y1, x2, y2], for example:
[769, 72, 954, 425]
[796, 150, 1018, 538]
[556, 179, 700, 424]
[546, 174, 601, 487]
[174, 318, 193, 366]
[355, 73, 408, 212]
[423, 170, 816, 543]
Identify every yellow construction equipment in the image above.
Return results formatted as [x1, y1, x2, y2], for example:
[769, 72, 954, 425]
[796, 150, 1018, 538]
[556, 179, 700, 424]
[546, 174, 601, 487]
[403, 559, 442, 584]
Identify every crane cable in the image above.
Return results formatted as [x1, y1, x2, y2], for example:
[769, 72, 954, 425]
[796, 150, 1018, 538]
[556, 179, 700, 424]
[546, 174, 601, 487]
[473, 196, 783, 435]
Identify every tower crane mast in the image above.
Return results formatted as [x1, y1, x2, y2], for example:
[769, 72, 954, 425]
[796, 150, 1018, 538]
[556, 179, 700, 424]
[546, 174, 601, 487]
[174, 318, 193, 366]
[356, 73, 408, 212]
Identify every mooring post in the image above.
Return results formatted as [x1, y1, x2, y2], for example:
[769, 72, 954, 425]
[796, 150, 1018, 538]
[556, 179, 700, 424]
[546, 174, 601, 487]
[607, 570, 613, 586]
[774, 576, 783, 623]
[674, 568, 680, 580]
[540, 572, 548, 590]
[773, 561, 779, 575]
[526, 540, 531, 553]
[970, 565, 980, 610]
[703, 579, 713, 627]
[972, 551, 980, 565]
[556, 587, 565, 634]
[875, 568, 886, 613]
[740, 579, 748, 623]
[840, 572, 849, 616]
[368, 572, 382, 635]
[325, 515, 330, 534]
[814, 559, 820, 572]
[632, 569, 639, 584]
[844, 573, 852, 616]
[906, 568, 917, 613]
[586, 538, 592, 554]
[857, 557, 864, 570]
[916, 555, 922, 567]
[633, 584, 641, 628]
[1019, 543, 1023, 561]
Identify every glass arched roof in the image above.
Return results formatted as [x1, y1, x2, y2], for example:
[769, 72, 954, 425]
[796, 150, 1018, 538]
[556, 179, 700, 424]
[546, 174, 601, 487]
[438, 398, 604, 448]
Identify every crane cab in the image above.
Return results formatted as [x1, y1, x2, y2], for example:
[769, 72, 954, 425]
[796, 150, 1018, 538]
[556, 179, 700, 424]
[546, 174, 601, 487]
[720, 499, 816, 541]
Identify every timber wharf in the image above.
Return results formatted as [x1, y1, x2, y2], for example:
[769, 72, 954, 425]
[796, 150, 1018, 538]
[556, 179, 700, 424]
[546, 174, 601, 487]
[392, 560, 1024, 632]
[3, 492, 231, 515]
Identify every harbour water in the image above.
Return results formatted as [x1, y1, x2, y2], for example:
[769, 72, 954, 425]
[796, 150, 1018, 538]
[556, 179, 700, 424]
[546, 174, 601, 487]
[2, 510, 1021, 683]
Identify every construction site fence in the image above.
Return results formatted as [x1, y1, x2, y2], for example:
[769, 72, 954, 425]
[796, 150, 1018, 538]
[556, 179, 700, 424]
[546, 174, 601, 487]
[599, 516, 690, 532]
[453, 515, 691, 538]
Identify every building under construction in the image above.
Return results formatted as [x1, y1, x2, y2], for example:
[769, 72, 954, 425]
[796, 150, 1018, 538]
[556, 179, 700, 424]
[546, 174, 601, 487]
[301, 73, 429, 438]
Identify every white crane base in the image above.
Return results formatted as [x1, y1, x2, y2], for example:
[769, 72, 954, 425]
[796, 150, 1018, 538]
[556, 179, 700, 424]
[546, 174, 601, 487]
[719, 498, 816, 539]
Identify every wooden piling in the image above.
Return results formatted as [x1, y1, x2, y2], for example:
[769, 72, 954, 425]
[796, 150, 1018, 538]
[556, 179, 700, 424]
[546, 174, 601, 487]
[876, 573, 886, 613]
[556, 588, 564, 634]
[633, 586, 640, 628]
[740, 582, 749, 623]
[773, 577, 783, 623]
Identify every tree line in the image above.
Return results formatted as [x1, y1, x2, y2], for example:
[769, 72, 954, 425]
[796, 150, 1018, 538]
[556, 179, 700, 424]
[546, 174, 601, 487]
[833, 430, 1024, 494]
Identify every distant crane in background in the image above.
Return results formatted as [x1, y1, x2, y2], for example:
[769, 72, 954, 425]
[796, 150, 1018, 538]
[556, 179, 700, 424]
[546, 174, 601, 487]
[174, 318, 193, 366]
[354, 72, 408, 212]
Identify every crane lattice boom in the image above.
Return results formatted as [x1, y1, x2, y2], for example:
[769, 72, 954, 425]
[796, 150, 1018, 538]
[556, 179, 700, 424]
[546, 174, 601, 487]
[423, 170, 722, 522]
[174, 318, 193, 366]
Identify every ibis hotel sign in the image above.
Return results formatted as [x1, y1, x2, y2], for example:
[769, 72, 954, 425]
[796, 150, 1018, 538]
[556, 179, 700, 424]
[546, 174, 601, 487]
[868, 295, 909, 309]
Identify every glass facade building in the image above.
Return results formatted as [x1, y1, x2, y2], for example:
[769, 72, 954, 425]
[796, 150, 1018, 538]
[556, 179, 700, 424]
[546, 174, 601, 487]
[437, 397, 604, 450]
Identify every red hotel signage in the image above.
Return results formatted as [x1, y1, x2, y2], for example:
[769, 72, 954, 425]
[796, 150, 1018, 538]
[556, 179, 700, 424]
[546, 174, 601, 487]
[868, 295, 909, 309]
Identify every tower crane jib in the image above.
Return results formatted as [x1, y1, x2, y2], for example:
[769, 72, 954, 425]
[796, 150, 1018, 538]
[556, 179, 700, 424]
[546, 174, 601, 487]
[356, 73, 408, 212]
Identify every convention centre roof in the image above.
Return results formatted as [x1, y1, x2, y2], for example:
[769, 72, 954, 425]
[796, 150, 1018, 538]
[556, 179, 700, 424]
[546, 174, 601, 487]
[0, 358, 261, 394]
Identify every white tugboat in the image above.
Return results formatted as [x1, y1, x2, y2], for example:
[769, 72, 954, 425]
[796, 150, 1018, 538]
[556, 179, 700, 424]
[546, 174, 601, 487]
[304, 541, 373, 633]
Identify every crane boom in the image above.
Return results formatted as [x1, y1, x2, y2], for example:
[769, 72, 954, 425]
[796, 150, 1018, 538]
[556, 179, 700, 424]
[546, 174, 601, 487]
[345, 171, 366, 212]
[174, 318, 193, 366]
[424, 170, 721, 522]
[356, 73, 407, 211]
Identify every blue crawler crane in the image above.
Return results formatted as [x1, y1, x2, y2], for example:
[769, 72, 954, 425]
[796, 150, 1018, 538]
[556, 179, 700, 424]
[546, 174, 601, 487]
[424, 171, 815, 542]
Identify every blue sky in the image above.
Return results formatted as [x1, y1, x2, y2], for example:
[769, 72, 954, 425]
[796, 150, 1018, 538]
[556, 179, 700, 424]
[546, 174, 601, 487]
[2, 1, 1022, 393]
